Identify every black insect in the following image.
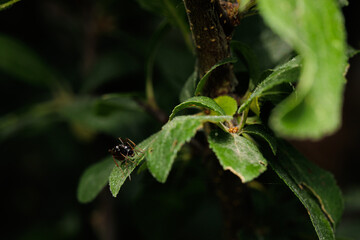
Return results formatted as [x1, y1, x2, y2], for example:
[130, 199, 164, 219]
[108, 138, 142, 178]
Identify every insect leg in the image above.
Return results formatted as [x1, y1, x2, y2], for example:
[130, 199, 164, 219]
[118, 152, 134, 180]
[119, 137, 126, 145]
[126, 138, 136, 148]
[112, 156, 120, 168]
[126, 138, 144, 155]
[120, 152, 136, 165]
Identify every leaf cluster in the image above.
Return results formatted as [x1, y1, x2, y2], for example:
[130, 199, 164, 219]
[0, 0, 355, 239]
[76, 0, 355, 239]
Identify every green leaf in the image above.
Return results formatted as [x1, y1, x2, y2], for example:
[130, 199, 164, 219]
[269, 140, 344, 240]
[238, 56, 301, 114]
[242, 124, 277, 155]
[147, 115, 232, 183]
[96, 93, 144, 114]
[194, 57, 237, 96]
[0, 34, 57, 87]
[77, 158, 115, 203]
[0, 0, 21, 10]
[258, 0, 347, 139]
[338, 0, 348, 7]
[207, 128, 268, 183]
[238, 0, 257, 13]
[213, 95, 238, 116]
[59, 95, 152, 137]
[179, 71, 198, 102]
[109, 166, 132, 198]
[231, 41, 261, 90]
[169, 96, 225, 120]
[109, 133, 158, 197]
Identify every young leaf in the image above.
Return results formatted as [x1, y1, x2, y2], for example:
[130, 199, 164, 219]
[0, 34, 57, 87]
[207, 128, 268, 183]
[269, 140, 344, 240]
[147, 115, 232, 183]
[194, 57, 237, 96]
[77, 158, 115, 203]
[258, 0, 347, 139]
[242, 124, 277, 155]
[109, 132, 159, 197]
[169, 96, 225, 120]
[213, 95, 238, 116]
[179, 71, 198, 102]
[238, 56, 301, 114]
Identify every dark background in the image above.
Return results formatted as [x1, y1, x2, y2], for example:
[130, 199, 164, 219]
[0, 0, 359, 239]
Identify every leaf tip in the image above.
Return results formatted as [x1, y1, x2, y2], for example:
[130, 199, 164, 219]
[224, 166, 246, 183]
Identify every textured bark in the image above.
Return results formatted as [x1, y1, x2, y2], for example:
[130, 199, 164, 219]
[184, 1, 252, 239]
[183, 0, 237, 98]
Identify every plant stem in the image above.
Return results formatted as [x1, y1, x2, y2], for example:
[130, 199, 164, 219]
[239, 107, 249, 131]
[183, 1, 255, 239]
[183, 0, 237, 98]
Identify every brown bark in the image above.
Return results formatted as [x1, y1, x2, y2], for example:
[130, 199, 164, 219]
[183, 0, 237, 98]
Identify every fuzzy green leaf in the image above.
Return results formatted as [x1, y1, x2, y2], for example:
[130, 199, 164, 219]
[258, 0, 347, 139]
[194, 57, 237, 95]
[208, 129, 268, 183]
[147, 115, 232, 183]
[109, 133, 159, 197]
[77, 158, 115, 203]
[242, 124, 277, 155]
[238, 56, 301, 114]
[109, 166, 129, 198]
[269, 140, 344, 240]
[169, 96, 226, 120]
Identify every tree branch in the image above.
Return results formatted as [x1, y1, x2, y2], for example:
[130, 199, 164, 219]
[183, 0, 237, 98]
[183, 2, 255, 239]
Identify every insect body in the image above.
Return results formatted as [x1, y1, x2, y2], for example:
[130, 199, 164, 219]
[108, 138, 142, 178]
[109, 140, 134, 162]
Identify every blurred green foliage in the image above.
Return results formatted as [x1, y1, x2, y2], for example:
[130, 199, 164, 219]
[1, 0, 359, 239]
